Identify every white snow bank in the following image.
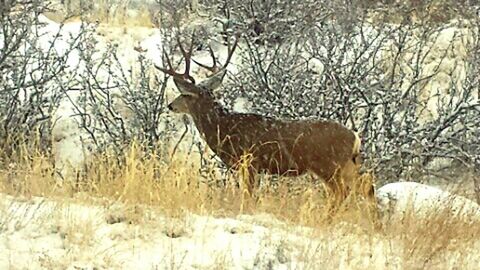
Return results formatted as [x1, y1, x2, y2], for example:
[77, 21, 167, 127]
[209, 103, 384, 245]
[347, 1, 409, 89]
[376, 182, 480, 222]
[139, 34, 163, 67]
[2, 190, 480, 269]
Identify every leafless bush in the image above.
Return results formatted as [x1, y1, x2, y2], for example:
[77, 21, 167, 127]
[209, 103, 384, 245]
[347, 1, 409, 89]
[5, 0, 477, 190]
[0, 0, 85, 155]
[200, 0, 480, 184]
[67, 35, 178, 160]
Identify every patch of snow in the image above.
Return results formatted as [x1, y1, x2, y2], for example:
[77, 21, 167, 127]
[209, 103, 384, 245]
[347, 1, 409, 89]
[232, 97, 251, 113]
[36, 15, 83, 67]
[376, 181, 480, 222]
[140, 33, 163, 67]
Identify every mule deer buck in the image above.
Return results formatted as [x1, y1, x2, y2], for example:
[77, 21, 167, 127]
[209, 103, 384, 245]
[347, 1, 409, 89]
[157, 34, 372, 207]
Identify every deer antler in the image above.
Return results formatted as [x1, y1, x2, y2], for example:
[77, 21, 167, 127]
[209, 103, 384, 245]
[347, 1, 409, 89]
[156, 32, 240, 83]
[156, 32, 197, 84]
[192, 33, 240, 74]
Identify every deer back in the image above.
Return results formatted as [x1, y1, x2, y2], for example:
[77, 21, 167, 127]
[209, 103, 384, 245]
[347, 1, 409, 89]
[191, 110, 359, 180]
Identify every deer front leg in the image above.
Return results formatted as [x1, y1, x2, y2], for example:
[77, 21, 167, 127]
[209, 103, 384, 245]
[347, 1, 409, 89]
[240, 167, 258, 198]
[239, 165, 257, 213]
[323, 176, 349, 218]
[238, 153, 257, 197]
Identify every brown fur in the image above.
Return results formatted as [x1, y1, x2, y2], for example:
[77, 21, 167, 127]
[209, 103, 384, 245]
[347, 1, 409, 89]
[169, 78, 363, 199]
[158, 36, 370, 209]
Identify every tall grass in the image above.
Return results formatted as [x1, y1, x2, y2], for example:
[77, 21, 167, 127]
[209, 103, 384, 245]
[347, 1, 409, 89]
[1, 140, 479, 268]
[0, 140, 375, 225]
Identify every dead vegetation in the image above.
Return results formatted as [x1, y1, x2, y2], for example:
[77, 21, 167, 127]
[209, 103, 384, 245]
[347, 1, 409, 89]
[0, 140, 480, 268]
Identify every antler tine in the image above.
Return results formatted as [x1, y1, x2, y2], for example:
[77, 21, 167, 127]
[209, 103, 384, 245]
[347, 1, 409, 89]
[163, 50, 174, 70]
[175, 34, 194, 82]
[156, 32, 201, 83]
[188, 31, 196, 57]
[155, 49, 181, 77]
[223, 33, 240, 69]
[192, 33, 240, 75]
[192, 45, 219, 73]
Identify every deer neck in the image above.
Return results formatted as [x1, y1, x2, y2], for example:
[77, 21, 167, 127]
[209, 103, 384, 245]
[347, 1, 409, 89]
[189, 99, 229, 144]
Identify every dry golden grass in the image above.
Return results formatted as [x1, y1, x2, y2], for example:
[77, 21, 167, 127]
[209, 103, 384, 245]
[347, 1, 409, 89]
[1, 140, 480, 268]
[0, 141, 376, 226]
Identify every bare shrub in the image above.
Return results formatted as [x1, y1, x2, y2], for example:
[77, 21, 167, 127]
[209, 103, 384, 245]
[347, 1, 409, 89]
[0, 1, 87, 157]
[201, 0, 480, 185]
[67, 34, 178, 164]
[4, 0, 478, 192]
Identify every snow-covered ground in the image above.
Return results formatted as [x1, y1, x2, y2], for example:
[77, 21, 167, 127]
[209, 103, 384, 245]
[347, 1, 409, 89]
[1, 181, 480, 269]
[0, 193, 389, 269]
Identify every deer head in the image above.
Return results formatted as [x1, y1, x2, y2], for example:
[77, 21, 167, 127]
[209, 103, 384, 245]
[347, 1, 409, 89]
[156, 33, 239, 115]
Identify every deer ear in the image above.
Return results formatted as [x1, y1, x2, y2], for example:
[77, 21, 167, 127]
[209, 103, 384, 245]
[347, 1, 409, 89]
[173, 77, 200, 97]
[197, 69, 227, 92]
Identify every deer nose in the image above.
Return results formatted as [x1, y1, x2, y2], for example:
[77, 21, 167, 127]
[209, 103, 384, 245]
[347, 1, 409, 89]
[167, 103, 174, 111]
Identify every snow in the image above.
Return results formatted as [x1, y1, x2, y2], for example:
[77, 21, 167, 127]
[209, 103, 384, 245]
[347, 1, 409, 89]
[0, 193, 398, 269]
[2, 179, 480, 268]
[36, 14, 83, 68]
[376, 181, 480, 222]
[25, 17, 169, 181]
[139, 34, 163, 68]
[232, 97, 251, 113]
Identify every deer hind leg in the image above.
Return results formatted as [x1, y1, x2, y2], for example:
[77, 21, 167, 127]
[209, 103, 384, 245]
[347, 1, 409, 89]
[248, 169, 259, 198]
[341, 166, 381, 229]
